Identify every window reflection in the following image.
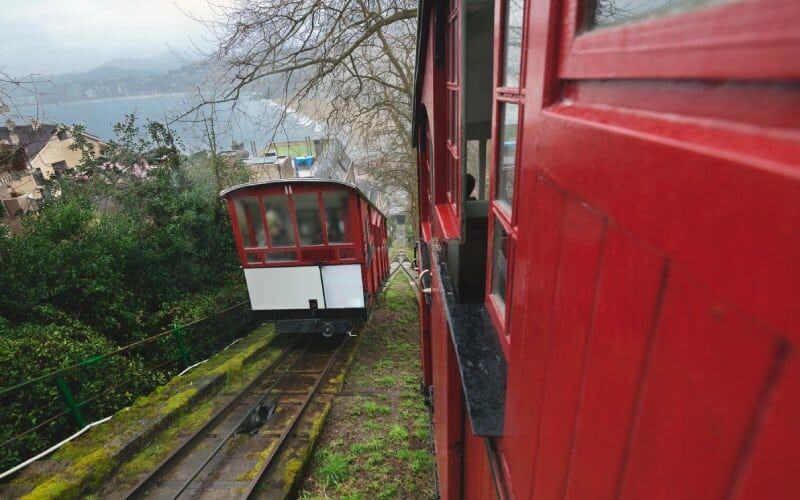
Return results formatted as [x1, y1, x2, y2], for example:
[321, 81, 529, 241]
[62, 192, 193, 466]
[263, 194, 295, 247]
[503, 0, 524, 87]
[293, 193, 324, 245]
[491, 219, 509, 310]
[323, 190, 351, 243]
[234, 197, 266, 248]
[589, 0, 721, 28]
[497, 103, 518, 214]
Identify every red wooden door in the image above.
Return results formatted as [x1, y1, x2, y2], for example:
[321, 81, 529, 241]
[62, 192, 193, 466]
[498, 0, 800, 499]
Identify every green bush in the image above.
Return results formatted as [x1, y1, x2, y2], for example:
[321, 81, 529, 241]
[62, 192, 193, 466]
[0, 116, 253, 471]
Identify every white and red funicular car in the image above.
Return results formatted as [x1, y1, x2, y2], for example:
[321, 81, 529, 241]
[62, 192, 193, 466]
[221, 179, 389, 336]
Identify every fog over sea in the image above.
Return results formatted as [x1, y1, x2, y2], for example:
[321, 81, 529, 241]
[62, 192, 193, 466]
[11, 94, 323, 152]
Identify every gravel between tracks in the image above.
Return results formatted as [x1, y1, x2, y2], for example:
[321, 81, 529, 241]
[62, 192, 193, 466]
[297, 272, 437, 500]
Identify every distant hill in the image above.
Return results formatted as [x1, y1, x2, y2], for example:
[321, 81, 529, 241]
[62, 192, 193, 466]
[103, 54, 184, 73]
[18, 54, 202, 104]
[53, 54, 185, 84]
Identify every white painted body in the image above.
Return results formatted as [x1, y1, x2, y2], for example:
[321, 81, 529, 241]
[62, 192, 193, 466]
[321, 264, 366, 308]
[243, 264, 364, 310]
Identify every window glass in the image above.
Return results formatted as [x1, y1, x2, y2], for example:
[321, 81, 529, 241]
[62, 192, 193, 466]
[234, 196, 266, 248]
[497, 103, 518, 214]
[589, 0, 722, 28]
[263, 193, 295, 247]
[266, 251, 296, 262]
[491, 219, 509, 310]
[246, 252, 261, 263]
[502, 0, 524, 87]
[323, 190, 351, 243]
[465, 139, 492, 201]
[293, 193, 324, 245]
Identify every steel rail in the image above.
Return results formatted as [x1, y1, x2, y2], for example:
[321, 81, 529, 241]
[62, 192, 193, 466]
[168, 339, 319, 500]
[123, 338, 305, 499]
[396, 257, 421, 294]
[241, 336, 349, 499]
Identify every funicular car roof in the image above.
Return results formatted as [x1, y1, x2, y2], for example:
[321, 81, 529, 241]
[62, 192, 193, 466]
[220, 178, 386, 219]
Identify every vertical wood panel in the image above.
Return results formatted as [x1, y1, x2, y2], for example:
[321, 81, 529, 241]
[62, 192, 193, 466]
[430, 263, 464, 500]
[463, 426, 497, 500]
[619, 267, 779, 500]
[531, 199, 606, 500]
[502, 178, 566, 499]
[565, 225, 666, 500]
[733, 353, 798, 500]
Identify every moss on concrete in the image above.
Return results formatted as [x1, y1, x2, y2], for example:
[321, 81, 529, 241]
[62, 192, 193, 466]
[283, 457, 304, 486]
[8, 324, 278, 499]
[237, 440, 279, 481]
[21, 448, 114, 500]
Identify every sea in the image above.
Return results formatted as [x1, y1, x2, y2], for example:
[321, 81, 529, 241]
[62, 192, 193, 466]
[7, 94, 324, 153]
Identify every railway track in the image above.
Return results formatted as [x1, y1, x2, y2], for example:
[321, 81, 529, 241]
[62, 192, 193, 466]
[124, 335, 349, 499]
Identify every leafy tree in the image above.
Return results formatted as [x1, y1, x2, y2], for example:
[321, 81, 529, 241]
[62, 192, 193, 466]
[0, 115, 251, 470]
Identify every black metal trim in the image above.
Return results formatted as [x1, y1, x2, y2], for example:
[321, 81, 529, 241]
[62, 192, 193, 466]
[255, 308, 367, 322]
[432, 240, 506, 436]
[318, 266, 328, 309]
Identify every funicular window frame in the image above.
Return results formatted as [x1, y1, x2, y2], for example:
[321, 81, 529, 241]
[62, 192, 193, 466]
[560, 0, 800, 80]
[434, 0, 462, 238]
[485, 0, 528, 347]
[230, 184, 361, 267]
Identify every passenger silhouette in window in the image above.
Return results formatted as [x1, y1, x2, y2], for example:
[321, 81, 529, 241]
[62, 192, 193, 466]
[466, 173, 478, 201]
[294, 193, 324, 245]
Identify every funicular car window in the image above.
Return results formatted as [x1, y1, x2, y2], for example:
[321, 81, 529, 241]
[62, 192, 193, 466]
[497, 103, 518, 215]
[503, 0, 524, 87]
[293, 192, 324, 245]
[234, 196, 266, 248]
[263, 193, 295, 247]
[323, 190, 351, 243]
[491, 219, 509, 311]
[588, 0, 723, 29]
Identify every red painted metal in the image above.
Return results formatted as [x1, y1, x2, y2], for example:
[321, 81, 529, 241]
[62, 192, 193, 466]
[414, 0, 800, 497]
[430, 254, 464, 500]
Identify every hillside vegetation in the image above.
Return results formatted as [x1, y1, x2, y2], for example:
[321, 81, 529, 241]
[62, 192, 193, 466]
[0, 115, 250, 470]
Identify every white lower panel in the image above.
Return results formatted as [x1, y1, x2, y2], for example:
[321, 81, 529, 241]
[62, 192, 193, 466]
[321, 264, 365, 309]
[244, 267, 325, 310]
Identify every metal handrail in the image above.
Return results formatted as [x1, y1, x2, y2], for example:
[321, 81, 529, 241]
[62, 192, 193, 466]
[0, 301, 247, 397]
[0, 299, 253, 473]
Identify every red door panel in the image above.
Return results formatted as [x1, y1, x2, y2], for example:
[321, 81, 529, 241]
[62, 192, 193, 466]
[733, 353, 798, 500]
[501, 177, 566, 499]
[565, 224, 666, 500]
[531, 199, 606, 500]
[619, 266, 782, 500]
[463, 427, 497, 500]
[430, 264, 464, 500]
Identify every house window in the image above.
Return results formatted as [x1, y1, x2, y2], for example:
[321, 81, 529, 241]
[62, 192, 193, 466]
[52, 160, 68, 175]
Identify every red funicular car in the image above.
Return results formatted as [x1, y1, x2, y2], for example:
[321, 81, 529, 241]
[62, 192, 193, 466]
[412, 0, 800, 498]
[221, 179, 389, 337]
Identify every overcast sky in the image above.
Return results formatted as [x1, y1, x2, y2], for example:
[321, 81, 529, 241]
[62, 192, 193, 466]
[0, 0, 222, 76]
